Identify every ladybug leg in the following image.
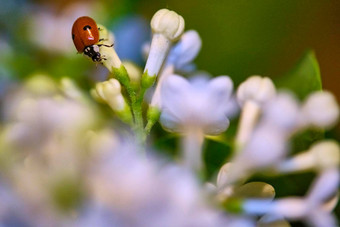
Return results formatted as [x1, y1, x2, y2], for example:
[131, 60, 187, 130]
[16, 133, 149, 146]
[98, 44, 114, 48]
[100, 55, 108, 61]
[99, 38, 108, 42]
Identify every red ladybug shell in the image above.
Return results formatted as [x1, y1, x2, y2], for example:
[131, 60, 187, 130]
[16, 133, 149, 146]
[72, 16, 99, 53]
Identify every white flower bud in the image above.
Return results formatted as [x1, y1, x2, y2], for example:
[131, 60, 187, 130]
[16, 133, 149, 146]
[301, 91, 339, 128]
[143, 9, 185, 79]
[95, 79, 121, 101]
[235, 76, 276, 146]
[97, 23, 115, 45]
[235, 101, 261, 146]
[151, 9, 185, 41]
[95, 79, 125, 111]
[99, 44, 122, 70]
[263, 92, 300, 131]
[237, 76, 276, 107]
[25, 74, 58, 95]
[277, 140, 340, 173]
[310, 140, 340, 170]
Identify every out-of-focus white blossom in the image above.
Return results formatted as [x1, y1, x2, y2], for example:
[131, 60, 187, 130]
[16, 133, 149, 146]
[208, 163, 275, 207]
[277, 140, 340, 173]
[0, 76, 105, 226]
[95, 79, 126, 111]
[224, 127, 287, 186]
[223, 93, 300, 186]
[262, 92, 300, 132]
[235, 76, 276, 146]
[166, 30, 202, 72]
[306, 168, 339, 206]
[94, 79, 133, 124]
[160, 74, 234, 135]
[237, 76, 276, 107]
[84, 145, 230, 227]
[29, 3, 101, 53]
[300, 91, 340, 129]
[2, 78, 97, 152]
[243, 169, 339, 226]
[150, 65, 175, 109]
[159, 74, 234, 171]
[147, 30, 202, 108]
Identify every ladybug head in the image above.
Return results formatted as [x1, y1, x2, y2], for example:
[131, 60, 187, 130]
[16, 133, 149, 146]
[84, 45, 102, 62]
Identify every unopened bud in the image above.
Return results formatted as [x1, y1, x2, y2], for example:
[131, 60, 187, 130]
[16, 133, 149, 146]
[151, 9, 185, 41]
[301, 91, 339, 128]
[237, 76, 276, 107]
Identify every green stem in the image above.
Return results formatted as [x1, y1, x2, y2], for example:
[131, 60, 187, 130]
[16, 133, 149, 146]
[127, 84, 146, 144]
[145, 121, 154, 135]
[145, 106, 161, 135]
[112, 66, 146, 144]
[131, 94, 145, 143]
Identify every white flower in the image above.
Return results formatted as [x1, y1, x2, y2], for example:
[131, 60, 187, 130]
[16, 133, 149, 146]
[166, 30, 202, 72]
[150, 29, 202, 108]
[91, 24, 122, 71]
[150, 9, 185, 41]
[306, 168, 339, 206]
[223, 93, 299, 186]
[94, 79, 133, 124]
[214, 163, 275, 201]
[2, 78, 97, 150]
[243, 169, 340, 226]
[160, 74, 234, 135]
[159, 74, 234, 171]
[95, 79, 126, 111]
[301, 91, 340, 129]
[150, 65, 175, 109]
[225, 126, 287, 186]
[277, 140, 340, 173]
[262, 92, 300, 132]
[237, 76, 276, 107]
[144, 9, 185, 78]
[235, 76, 276, 146]
[86, 147, 231, 227]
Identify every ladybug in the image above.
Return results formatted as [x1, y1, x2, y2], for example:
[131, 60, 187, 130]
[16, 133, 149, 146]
[72, 16, 112, 62]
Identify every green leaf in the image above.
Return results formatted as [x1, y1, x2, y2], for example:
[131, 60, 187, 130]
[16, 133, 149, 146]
[275, 50, 324, 152]
[274, 50, 322, 100]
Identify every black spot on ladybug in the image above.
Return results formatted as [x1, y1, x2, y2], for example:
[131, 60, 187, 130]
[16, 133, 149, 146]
[72, 34, 75, 40]
[83, 25, 92, 30]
